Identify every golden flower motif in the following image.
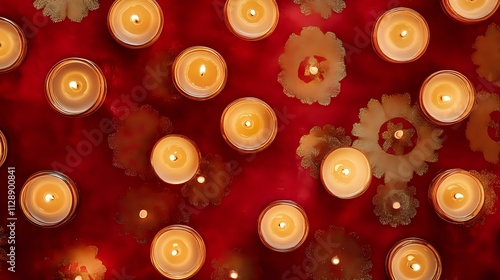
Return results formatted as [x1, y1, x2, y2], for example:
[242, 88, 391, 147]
[466, 91, 500, 163]
[55, 246, 106, 280]
[116, 182, 187, 244]
[34, 0, 99, 22]
[182, 154, 233, 208]
[465, 170, 499, 226]
[305, 226, 372, 280]
[211, 249, 262, 280]
[108, 105, 173, 179]
[296, 124, 352, 178]
[372, 181, 419, 227]
[293, 0, 346, 19]
[278, 26, 346, 106]
[472, 23, 500, 86]
[352, 93, 444, 183]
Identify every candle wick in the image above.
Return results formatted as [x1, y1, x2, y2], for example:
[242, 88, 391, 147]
[69, 81, 79, 90]
[171, 249, 179, 256]
[244, 120, 252, 128]
[400, 30, 408, 38]
[278, 221, 286, 229]
[454, 192, 464, 200]
[341, 168, 350, 176]
[130, 14, 140, 24]
[169, 154, 178, 162]
[410, 263, 421, 271]
[199, 64, 206, 77]
[440, 95, 451, 102]
[249, 9, 256, 17]
[44, 194, 55, 202]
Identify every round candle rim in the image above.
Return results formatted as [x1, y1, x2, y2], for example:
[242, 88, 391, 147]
[220, 97, 278, 153]
[19, 170, 80, 228]
[150, 134, 201, 184]
[107, 0, 165, 49]
[172, 46, 228, 101]
[0, 17, 28, 73]
[419, 70, 475, 126]
[224, 0, 280, 41]
[257, 200, 309, 252]
[319, 147, 373, 199]
[371, 7, 430, 63]
[386, 237, 442, 280]
[45, 57, 107, 117]
[150, 224, 206, 279]
[428, 168, 485, 223]
[441, 0, 500, 24]
[0, 129, 7, 168]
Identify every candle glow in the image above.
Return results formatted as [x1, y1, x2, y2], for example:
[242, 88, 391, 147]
[387, 238, 441, 280]
[0, 17, 27, 73]
[442, 0, 499, 23]
[224, 0, 279, 40]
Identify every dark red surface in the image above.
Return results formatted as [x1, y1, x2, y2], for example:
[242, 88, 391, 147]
[1, 0, 500, 279]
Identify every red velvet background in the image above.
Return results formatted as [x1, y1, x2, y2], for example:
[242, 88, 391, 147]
[1, 0, 500, 279]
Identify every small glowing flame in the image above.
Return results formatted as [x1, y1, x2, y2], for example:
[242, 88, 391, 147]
[229, 270, 239, 279]
[69, 81, 79, 90]
[440, 95, 452, 102]
[400, 30, 408, 38]
[200, 64, 206, 77]
[249, 9, 256, 17]
[411, 263, 421, 271]
[309, 66, 319, 75]
[394, 130, 404, 140]
[44, 194, 55, 202]
[139, 209, 148, 219]
[341, 168, 350, 176]
[171, 249, 179, 256]
[169, 154, 178, 162]
[278, 221, 286, 229]
[197, 176, 206, 184]
[331, 256, 340, 265]
[131, 14, 140, 24]
[75, 276, 83, 280]
[454, 193, 464, 200]
[244, 120, 252, 127]
[392, 201, 401, 209]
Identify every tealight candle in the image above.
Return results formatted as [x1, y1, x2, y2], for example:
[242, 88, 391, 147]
[108, 0, 164, 48]
[0, 17, 27, 73]
[429, 169, 485, 223]
[45, 58, 107, 117]
[151, 225, 206, 279]
[172, 46, 227, 100]
[419, 70, 475, 125]
[258, 200, 309, 252]
[224, 0, 279, 41]
[221, 97, 278, 153]
[320, 147, 372, 199]
[151, 135, 201, 185]
[386, 238, 442, 280]
[441, 0, 499, 23]
[372, 7, 430, 63]
[20, 171, 79, 227]
[0, 129, 7, 167]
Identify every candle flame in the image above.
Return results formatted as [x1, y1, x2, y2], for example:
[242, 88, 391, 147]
[244, 120, 252, 127]
[394, 130, 404, 140]
[169, 154, 178, 162]
[341, 168, 350, 176]
[400, 30, 408, 38]
[407, 255, 415, 261]
[278, 221, 286, 229]
[44, 194, 55, 202]
[249, 9, 256, 17]
[309, 66, 319, 75]
[200, 64, 206, 77]
[410, 263, 421, 271]
[75, 276, 83, 280]
[139, 209, 148, 219]
[440, 95, 452, 102]
[392, 201, 401, 209]
[171, 249, 179, 256]
[197, 176, 206, 184]
[130, 14, 140, 24]
[69, 81, 79, 90]
[331, 256, 340, 265]
[229, 270, 239, 279]
[454, 193, 464, 200]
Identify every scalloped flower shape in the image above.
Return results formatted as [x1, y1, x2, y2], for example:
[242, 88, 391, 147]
[472, 23, 500, 86]
[34, 0, 99, 22]
[293, 0, 346, 19]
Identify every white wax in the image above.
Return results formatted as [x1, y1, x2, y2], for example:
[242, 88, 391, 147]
[448, 0, 499, 20]
[225, 0, 279, 40]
